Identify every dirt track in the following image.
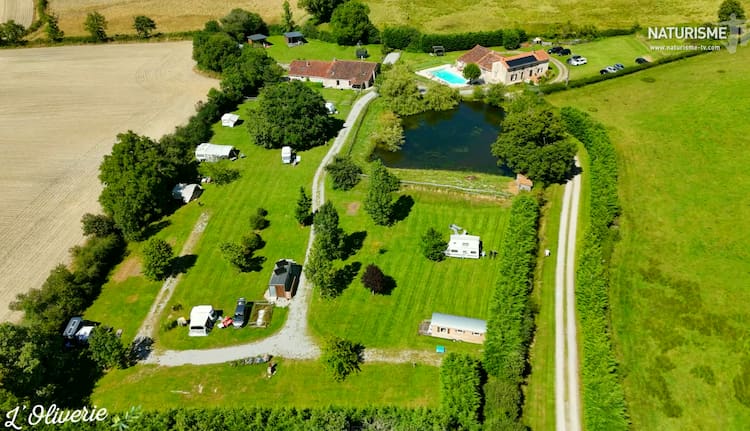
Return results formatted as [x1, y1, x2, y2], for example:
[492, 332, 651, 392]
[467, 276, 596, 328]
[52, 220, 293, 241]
[0, 42, 216, 323]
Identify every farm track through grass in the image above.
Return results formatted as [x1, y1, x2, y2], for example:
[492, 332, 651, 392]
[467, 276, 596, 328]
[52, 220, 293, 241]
[546, 48, 750, 430]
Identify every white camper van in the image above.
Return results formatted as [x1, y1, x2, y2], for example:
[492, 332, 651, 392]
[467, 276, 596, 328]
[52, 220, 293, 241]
[189, 305, 217, 336]
[281, 146, 293, 164]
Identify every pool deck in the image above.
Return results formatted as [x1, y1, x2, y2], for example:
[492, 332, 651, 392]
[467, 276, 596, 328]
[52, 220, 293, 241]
[416, 64, 470, 88]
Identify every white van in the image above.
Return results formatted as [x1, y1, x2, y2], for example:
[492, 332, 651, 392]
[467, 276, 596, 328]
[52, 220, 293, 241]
[281, 146, 293, 164]
[189, 305, 217, 336]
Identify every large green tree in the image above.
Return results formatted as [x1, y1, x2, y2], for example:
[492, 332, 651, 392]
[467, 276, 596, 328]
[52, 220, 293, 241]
[462, 63, 481, 82]
[325, 156, 362, 190]
[305, 244, 337, 298]
[719, 0, 746, 21]
[441, 353, 483, 429]
[193, 31, 241, 73]
[364, 160, 400, 225]
[330, 1, 375, 45]
[45, 14, 64, 42]
[370, 111, 404, 152]
[220, 8, 268, 42]
[421, 227, 447, 261]
[491, 96, 576, 184]
[423, 83, 461, 111]
[321, 336, 363, 381]
[133, 15, 157, 38]
[299, 0, 349, 23]
[0, 324, 58, 409]
[0, 20, 26, 45]
[295, 187, 313, 225]
[247, 80, 336, 150]
[142, 238, 174, 281]
[220, 47, 283, 100]
[378, 64, 424, 116]
[99, 131, 177, 240]
[87, 326, 128, 370]
[84, 11, 108, 41]
[281, 0, 296, 32]
[313, 201, 344, 260]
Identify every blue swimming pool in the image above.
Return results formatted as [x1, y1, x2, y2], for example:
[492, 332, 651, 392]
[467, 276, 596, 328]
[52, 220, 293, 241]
[431, 68, 467, 85]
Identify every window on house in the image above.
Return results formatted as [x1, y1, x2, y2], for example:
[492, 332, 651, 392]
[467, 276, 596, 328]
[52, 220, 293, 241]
[473, 332, 482, 336]
[470, 251, 477, 254]
[455, 329, 464, 334]
[439, 327, 447, 333]
[450, 249, 458, 253]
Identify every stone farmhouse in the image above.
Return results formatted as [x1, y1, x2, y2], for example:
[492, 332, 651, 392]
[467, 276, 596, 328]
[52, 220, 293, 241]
[456, 45, 550, 85]
[288, 59, 379, 90]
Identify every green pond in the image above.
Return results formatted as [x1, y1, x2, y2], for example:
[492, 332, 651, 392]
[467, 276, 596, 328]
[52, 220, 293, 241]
[374, 101, 508, 174]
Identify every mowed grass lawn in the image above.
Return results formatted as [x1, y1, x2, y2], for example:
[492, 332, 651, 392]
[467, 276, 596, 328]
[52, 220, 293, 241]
[563, 35, 669, 80]
[93, 359, 439, 411]
[155, 92, 357, 350]
[265, 36, 381, 64]
[309, 180, 511, 352]
[547, 48, 750, 430]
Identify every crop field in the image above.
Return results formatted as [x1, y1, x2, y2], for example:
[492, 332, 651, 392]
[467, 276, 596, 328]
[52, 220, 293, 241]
[47, 0, 719, 37]
[48, 0, 307, 37]
[547, 47, 750, 430]
[0, 42, 216, 323]
[93, 360, 439, 410]
[0, 0, 34, 27]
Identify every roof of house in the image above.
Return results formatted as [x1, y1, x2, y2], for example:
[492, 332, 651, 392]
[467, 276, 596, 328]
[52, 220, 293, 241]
[457, 45, 505, 71]
[284, 31, 304, 38]
[195, 143, 234, 157]
[268, 259, 300, 290]
[458, 46, 550, 72]
[288, 59, 378, 85]
[248, 34, 267, 41]
[500, 50, 550, 71]
[516, 173, 534, 187]
[431, 312, 487, 333]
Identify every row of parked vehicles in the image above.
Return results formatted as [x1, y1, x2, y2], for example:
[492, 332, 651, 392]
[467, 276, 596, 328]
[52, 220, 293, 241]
[549, 45, 652, 70]
[188, 298, 247, 336]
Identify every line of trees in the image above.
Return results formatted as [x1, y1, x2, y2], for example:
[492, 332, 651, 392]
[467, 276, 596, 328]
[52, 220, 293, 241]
[381, 26, 527, 52]
[482, 194, 540, 430]
[440, 353, 484, 430]
[560, 107, 628, 430]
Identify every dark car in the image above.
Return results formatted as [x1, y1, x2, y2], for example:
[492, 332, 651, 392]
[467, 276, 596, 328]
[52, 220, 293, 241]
[232, 298, 247, 328]
[600, 69, 610, 75]
[547, 46, 564, 54]
[614, 63, 625, 70]
[559, 48, 571, 56]
[635, 57, 649, 64]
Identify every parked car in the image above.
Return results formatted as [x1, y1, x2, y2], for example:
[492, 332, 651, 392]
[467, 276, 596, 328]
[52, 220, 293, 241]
[559, 48, 572, 56]
[600, 68, 610, 75]
[547, 46, 564, 54]
[614, 63, 625, 70]
[567, 56, 587, 66]
[635, 57, 649, 64]
[233, 298, 247, 328]
[605, 66, 618, 73]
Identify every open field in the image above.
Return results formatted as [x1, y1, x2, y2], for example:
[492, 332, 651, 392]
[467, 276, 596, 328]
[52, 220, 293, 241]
[48, 0, 307, 37]
[547, 48, 750, 430]
[93, 360, 439, 411]
[0, 0, 33, 27]
[0, 42, 216, 323]
[265, 36, 381, 64]
[49, 0, 719, 36]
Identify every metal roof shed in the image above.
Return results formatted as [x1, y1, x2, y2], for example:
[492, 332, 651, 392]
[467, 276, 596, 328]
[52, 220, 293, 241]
[431, 312, 487, 334]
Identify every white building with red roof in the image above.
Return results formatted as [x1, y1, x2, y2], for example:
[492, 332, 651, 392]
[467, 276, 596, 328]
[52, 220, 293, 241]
[288, 59, 379, 89]
[456, 45, 550, 85]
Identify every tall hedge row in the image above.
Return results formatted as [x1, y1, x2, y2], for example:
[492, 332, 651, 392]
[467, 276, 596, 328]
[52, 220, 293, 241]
[381, 26, 526, 53]
[30, 406, 445, 430]
[441, 353, 483, 430]
[482, 194, 540, 427]
[561, 107, 629, 430]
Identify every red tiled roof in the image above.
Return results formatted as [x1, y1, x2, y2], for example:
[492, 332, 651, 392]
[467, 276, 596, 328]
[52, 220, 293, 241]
[516, 174, 533, 187]
[457, 45, 504, 71]
[288, 59, 378, 85]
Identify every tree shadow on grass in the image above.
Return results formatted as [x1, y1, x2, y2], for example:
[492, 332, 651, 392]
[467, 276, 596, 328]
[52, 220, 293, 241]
[242, 255, 266, 273]
[379, 275, 397, 295]
[333, 262, 362, 297]
[341, 231, 367, 260]
[171, 254, 197, 275]
[142, 219, 171, 239]
[390, 195, 415, 224]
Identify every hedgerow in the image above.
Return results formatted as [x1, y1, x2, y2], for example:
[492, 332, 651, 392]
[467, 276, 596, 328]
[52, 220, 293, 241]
[561, 107, 629, 430]
[482, 194, 540, 427]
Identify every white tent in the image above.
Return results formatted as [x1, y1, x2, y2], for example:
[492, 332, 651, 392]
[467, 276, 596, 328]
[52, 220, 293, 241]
[325, 102, 337, 114]
[281, 146, 293, 164]
[172, 183, 203, 203]
[221, 113, 240, 127]
[195, 143, 236, 162]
